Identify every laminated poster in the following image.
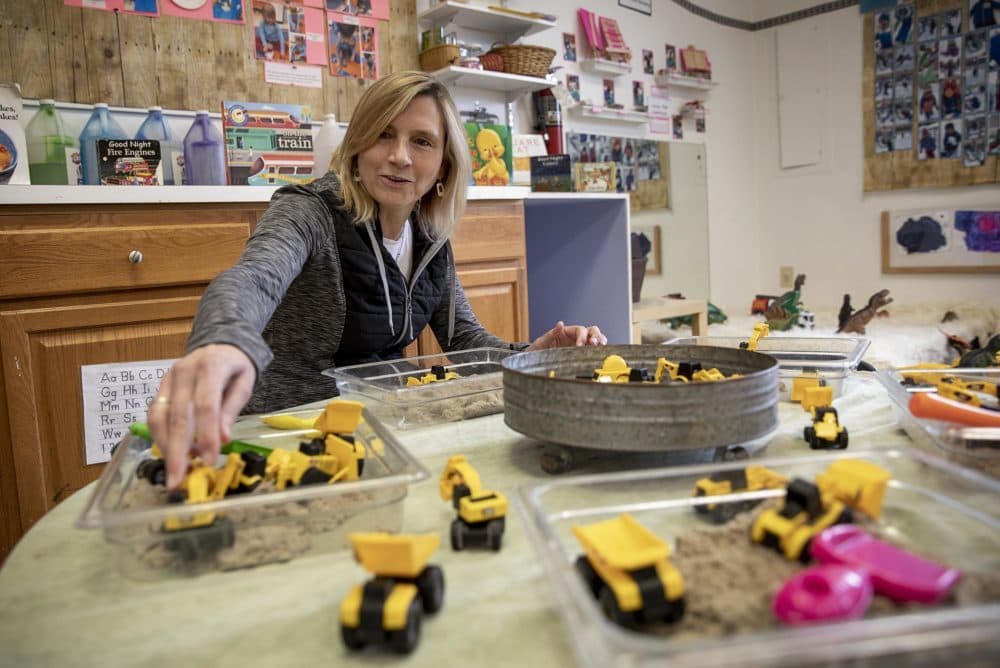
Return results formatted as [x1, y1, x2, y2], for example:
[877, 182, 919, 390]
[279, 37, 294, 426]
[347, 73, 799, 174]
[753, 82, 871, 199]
[0, 83, 30, 185]
[64, 0, 160, 16]
[253, 0, 327, 65]
[328, 14, 378, 79]
[222, 100, 314, 185]
[326, 0, 389, 21]
[159, 0, 245, 23]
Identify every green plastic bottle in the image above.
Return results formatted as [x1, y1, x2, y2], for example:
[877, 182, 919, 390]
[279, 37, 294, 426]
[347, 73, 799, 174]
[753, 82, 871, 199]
[25, 100, 77, 185]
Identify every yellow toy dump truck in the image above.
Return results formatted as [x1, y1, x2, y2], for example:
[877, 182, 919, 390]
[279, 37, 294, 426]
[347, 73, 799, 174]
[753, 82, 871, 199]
[340, 532, 445, 654]
[800, 384, 848, 449]
[406, 364, 460, 386]
[692, 465, 788, 523]
[750, 459, 890, 562]
[439, 455, 508, 551]
[572, 513, 686, 629]
[261, 399, 367, 479]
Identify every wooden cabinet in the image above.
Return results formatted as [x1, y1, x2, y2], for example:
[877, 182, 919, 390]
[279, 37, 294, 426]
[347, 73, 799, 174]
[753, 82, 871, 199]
[0, 196, 528, 563]
[0, 202, 264, 563]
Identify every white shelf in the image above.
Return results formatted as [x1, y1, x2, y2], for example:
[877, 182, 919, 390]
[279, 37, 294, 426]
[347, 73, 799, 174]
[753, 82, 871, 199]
[653, 72, 718, 90]
[428, 66, 554, 95]
[571, 105, 650, 124]
[580, 58, 632, 77]
[418, 1, 555, 42]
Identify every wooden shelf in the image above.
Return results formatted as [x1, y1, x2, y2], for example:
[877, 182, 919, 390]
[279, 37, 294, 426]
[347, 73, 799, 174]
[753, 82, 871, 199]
[653, 72, 718, 90]
[580, 58, 632, 77]
[571, 105, 649, 124]
[427, 66, 554, 95]
[418, 1, 555, 42]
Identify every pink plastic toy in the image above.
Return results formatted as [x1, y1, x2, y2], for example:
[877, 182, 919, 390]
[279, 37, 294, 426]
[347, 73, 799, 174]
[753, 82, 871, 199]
[812, 524, 962, 604]
[773, 564, 873, 626]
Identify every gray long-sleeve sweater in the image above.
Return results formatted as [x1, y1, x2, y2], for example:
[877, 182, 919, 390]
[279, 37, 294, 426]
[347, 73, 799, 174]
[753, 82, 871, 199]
[186, 174, 523, 413]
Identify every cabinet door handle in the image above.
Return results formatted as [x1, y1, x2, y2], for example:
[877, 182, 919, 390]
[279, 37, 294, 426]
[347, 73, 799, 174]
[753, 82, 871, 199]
[128, 250, 143, 264]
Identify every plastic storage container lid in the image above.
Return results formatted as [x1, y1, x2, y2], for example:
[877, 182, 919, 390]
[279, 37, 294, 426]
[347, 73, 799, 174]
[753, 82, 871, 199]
[667, 336, 870, 373]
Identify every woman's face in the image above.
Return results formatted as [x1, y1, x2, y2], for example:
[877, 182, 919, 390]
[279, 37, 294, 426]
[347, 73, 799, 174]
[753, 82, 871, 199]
[357, 95, 446, 222]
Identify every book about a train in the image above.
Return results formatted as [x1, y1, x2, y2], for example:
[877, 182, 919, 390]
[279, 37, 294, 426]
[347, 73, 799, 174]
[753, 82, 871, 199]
[221, 100, 313, 185]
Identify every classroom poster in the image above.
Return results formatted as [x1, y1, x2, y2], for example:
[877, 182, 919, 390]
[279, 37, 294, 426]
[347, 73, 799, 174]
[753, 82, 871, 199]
[252, 0, 326, 65]
[328, 14, 378, 79]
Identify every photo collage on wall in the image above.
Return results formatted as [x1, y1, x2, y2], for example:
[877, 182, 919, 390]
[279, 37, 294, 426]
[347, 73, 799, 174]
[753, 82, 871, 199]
[874, 2, 1000, 166]
[327, 0, 381, 79]
[567, 132, 663, 193]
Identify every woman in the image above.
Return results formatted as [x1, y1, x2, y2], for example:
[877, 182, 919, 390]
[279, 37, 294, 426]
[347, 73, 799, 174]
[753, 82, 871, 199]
[150, 71, 606, 487]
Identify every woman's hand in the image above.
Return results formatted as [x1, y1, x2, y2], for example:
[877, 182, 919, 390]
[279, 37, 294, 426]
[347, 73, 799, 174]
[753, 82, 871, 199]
[147, 344, 256, 489]
[526, 321, 607, 351]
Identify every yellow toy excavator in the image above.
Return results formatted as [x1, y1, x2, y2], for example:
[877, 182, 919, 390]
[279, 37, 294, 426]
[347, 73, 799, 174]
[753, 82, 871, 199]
[438, 455, 508, 551]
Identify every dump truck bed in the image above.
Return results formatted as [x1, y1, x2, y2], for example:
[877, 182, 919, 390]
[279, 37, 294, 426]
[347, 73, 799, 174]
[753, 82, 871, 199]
[350, 532, 440, 578]
[572, 514, 669, 571]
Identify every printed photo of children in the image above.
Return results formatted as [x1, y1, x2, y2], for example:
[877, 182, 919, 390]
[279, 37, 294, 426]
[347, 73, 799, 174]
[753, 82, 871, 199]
[254, 1, 288, 62]
[664, 44, 677, 71]
[918, 14, 937, 42]
[969, 0, 999, 31]
[917, 123, 938, 159]
[672, 115, 683, 140]
[212, 0, 243, 21]
[329, 20, 362, 78]
[632, 81, 644, 109]
[563, 33, 577, 62]
[603, 79, 615, 106]
[642, 49, 654, 74]
[566, 74, 580, 102]
[893, 4, 914, 44]
[326, 0, 388, 20]
[941, 120, 962, 157]
[919, 83, 940, 122]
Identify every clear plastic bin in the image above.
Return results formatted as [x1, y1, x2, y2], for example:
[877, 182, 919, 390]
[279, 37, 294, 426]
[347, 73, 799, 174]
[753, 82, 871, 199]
[667, 336, 870, 400]
[878, 366, 1000, 478]
[75, 407, 429, 579]
[324, 347, 513, 430]
[517, 448, 1000, 668]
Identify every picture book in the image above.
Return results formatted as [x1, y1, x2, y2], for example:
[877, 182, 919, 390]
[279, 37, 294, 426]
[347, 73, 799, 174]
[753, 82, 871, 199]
[0, 83, 29, 185]
[530, 155, 571, 192]
[574, 162, 616, 193]
[96, 139, 162, 185]
[465, 122, 512, 186]
[222, 100, 313, 185]
[598, 16, 631, 60]
[512, 134, 548, 186]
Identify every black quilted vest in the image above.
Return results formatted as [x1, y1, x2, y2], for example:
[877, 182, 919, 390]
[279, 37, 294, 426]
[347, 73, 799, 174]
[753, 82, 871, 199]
[331, 212, 451, 367]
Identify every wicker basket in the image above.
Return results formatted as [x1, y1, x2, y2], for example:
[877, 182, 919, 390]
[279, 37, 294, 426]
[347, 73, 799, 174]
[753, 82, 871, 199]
[487, 44, 556, 78]
[479, 51, 504, 72]
[419, 44, 460, 72]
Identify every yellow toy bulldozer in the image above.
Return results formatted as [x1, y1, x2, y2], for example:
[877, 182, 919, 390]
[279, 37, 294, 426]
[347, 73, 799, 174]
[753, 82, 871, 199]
[572, 513, 685, 629]
[340, 532, 445, 654]
[800, 384, 848, 449]
[438, 455, 508, 551]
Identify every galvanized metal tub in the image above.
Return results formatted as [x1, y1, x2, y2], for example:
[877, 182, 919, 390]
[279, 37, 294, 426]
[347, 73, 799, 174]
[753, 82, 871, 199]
[502, 344, 779, 452]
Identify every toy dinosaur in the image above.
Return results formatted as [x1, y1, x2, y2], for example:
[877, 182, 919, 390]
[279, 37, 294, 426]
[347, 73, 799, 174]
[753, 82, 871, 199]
[764, 274, 806, 331]
[957, 333, 1000, 367]
[837, 289, 893, 335]
[837, 294, 853, 332]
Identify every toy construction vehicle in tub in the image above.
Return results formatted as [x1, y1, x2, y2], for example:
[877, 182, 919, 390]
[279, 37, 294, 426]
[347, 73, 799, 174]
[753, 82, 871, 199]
[799, 383, 848, 450]
[129, 400, 367, 559]
[750, 459, 890, 563]
[406, 364, 460, 386]
[439, 455, 507, 551]
[572, 513, 685, 630]
[692, 465, 788, 523]
[340, 532, 445, 654]
[589, 354, 741, 384]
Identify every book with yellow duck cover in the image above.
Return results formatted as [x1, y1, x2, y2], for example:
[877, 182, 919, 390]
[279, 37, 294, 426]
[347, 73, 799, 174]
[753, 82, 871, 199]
[464, 122, 512, 186]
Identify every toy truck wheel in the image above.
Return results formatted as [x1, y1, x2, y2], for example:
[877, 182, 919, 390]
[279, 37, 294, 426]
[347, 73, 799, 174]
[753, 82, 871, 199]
[388, 598, 422, 654]
[575, 555, 603, 597]
[416, 565, 445, 614]
[450, 519, 465, 551]
[137, 458, 166, 486]
[837, 429, 849, 449]
[804, 426, 814, 443]
[661, 596, 686, 623]
[341, 624, 365, 650]
[598, 586, 638, 630]
[797, 539, 814, 564]
[486, 519, 504, 551]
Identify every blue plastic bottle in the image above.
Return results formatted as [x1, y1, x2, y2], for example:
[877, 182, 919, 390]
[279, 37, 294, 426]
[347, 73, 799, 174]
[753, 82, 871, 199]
[78, 103, 128, 185]
[135, 106, 181, 185]
[182, 111, 227, 185]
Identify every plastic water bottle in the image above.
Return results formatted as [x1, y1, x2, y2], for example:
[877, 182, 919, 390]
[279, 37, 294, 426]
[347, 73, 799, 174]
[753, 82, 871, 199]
[182, 111, 227, 185]
[311, 113, 345, 178]
[25, 100, 77, 185]
[78, 103, 128, 185]
[135, 106, 181, 185]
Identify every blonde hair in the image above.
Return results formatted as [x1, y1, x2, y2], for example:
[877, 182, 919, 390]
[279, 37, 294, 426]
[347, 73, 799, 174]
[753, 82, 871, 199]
[332, 71, 471, 241]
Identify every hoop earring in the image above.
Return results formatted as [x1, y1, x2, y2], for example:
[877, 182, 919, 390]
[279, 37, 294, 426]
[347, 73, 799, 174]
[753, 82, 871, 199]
[352, 168, 362, 182]
[435, 181, 444, 197]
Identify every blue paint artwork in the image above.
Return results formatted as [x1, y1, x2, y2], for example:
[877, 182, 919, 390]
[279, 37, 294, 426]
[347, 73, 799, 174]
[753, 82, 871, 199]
[955, 211, 1000, 252]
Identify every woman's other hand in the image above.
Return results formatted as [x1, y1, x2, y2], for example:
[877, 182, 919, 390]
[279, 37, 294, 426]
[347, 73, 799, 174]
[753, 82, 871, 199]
[147, 344, 256, 489]
[526, 321, 607, 351]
